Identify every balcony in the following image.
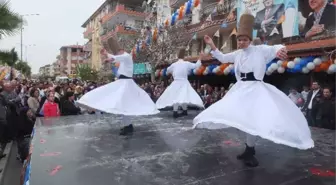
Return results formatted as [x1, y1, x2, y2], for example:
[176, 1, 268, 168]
[200, 2, 218, 19]
[186, 13, 236, 36]
[100, 25, 139, 42]
[83, 27, 93, 39]
[101, 4, 147, 24]
[200, 0, 236, 21]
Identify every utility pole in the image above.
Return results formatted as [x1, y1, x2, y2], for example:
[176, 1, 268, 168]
[20, 15, 23, 62]
[20, 14, 40, 62]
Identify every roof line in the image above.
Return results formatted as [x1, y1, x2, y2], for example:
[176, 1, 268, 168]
[81, 0, 109, 28]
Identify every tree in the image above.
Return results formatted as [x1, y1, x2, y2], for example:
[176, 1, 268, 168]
[14, 60, 31, 77]
[76, 64, 98, 81]
[0, 48, 18, 80]
[0, 1, 23, 80]
[0, 48, 17, 66]
[134, 26, 191, 82]
[0, 1, 23, 38]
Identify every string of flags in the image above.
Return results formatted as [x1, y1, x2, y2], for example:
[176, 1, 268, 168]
[130, 0, 235, 59]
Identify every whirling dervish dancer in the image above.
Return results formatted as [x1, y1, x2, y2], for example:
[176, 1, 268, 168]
[156, 48, 204, 118]
[77, 38, 159, 135]
[193, 12, 314, 167]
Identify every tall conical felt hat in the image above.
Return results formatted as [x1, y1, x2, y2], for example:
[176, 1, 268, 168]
[237, 12, 255, 40]
[107, 37, 123, 55]
[177, 48, 186, 59]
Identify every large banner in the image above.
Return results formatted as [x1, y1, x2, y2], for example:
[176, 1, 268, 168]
[298, 0, 336, 39]
[237, 0, 299, 42]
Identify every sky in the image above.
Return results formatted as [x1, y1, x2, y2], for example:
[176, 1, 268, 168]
[0, 0, 105, 74]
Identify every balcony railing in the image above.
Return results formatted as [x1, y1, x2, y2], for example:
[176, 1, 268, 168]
[200, 2, 218, 17]
[101, 4, 147, 24]
[100, 25, 139, 42]
[201, 0, 236, 20]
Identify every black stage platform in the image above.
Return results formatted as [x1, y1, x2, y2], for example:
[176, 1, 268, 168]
[29, 112, 335, 185]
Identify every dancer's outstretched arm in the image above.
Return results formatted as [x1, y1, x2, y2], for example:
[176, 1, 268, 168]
[100, 49, 131, 63]
[189, 53, 204, 69]
[257, 45, 287, 63]
[204, 35, 237, 64]
[107, 52, 131, 63]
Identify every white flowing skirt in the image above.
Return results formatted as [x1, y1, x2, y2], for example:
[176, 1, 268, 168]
[77, 79, 159, 116]
[156, 80, 204, 109]
[193, 81, 314, 150]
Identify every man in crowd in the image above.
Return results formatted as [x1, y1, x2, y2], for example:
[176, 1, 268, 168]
[302, 81, 322, 127]
[315, 87, 335, 129]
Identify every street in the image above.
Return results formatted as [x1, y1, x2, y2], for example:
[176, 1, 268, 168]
[1, 142, 21, 185]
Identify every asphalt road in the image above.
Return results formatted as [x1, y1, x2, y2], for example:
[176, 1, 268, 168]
[1, 142, 21, 185]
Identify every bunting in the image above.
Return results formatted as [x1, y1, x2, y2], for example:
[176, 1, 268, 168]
[192, 33, 197, 40]
[205, 14, 212, 22]
[221, 41, 227, 50]
[214, 30, 220, 37]
[221, 21, 228, 28]
[229, 28, 237, 37]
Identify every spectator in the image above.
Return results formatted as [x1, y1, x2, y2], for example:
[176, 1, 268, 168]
[17, 108, 35, 163]
[43, 93, 60, 118]
[302, 81, 322, 127]
[288, 88, 304, 107]
[315, 87, 335, 130]
[301, 86, 309, 102]
[61, 92, 81, 116]
[27, 88, 40, 115]
[0, 93, 8, 160]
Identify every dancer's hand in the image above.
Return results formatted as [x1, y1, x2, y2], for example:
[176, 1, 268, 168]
[204, 35, 213, 45]
[204, 35, 216, 50]
[101, 48, 115, 63]
[100, 48, 108, 57]
[276, 47, 287, 60]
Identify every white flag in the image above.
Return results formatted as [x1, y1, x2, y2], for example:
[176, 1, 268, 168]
[221, 42, 227, 50]
[269, 27, 279, 36]
[204, 45, 211, 54]
[206, 14, 212, 22]
[214, 30, 220, 37]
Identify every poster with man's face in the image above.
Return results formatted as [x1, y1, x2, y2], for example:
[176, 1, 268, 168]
[298, 0, 336, 39]
[237, 0, 299, 42]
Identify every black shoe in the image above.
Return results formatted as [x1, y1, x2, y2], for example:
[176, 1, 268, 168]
[244, 156, 259, 167]
[119, 126, 128, 136]
[181, 110, 188, 116]
[127, 124, 134, 133]
[173, 111, 179, 118]
[119, 124, 134, 136]
[237, 144, 256, 160]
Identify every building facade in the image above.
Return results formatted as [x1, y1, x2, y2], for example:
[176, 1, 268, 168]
[59, 45, 85, 77]
[38, 64, 51, 77]
[82, 0, 147, 70]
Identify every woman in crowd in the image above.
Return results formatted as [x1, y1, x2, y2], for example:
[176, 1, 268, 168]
[27, 88, 40, 116]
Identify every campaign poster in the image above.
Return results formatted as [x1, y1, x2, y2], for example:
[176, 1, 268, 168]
[236, 0, 299, 42]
